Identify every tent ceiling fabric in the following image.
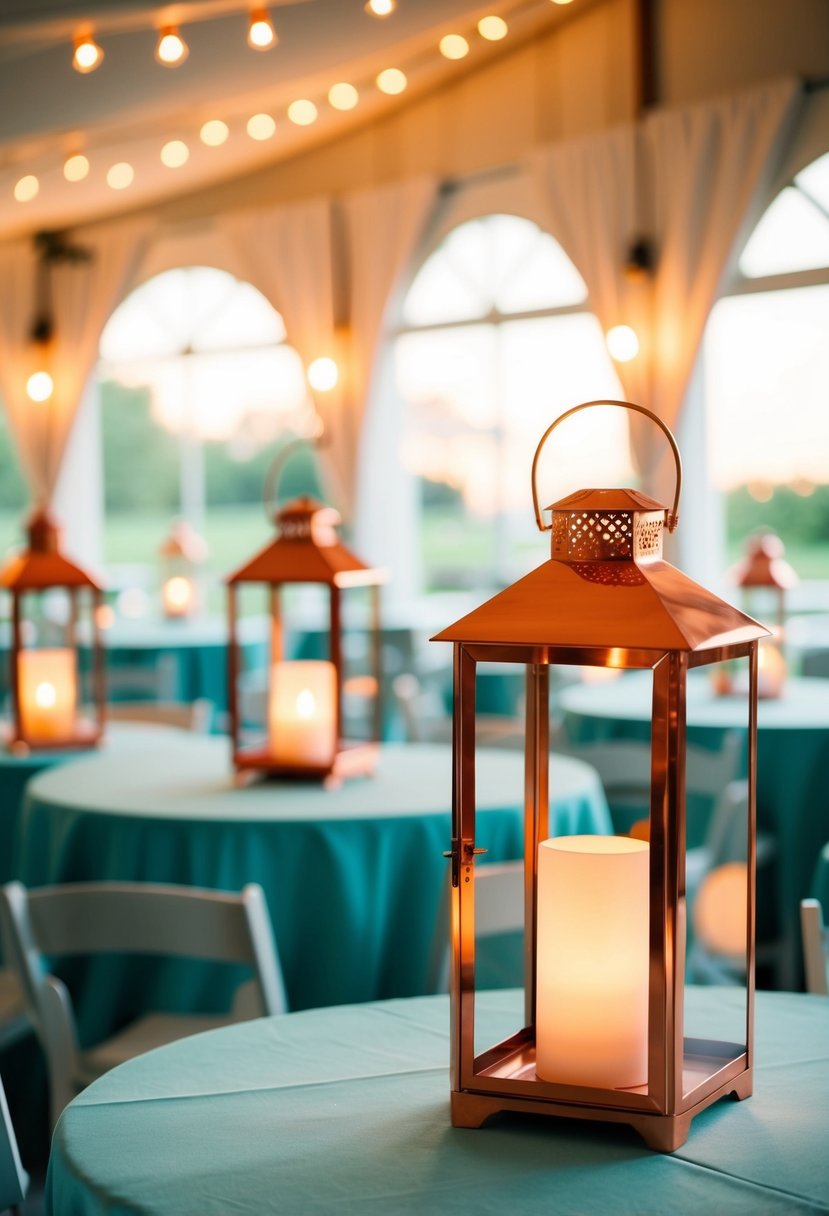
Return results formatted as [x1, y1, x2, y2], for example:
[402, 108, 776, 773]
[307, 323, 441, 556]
[0, 0, 550, 240]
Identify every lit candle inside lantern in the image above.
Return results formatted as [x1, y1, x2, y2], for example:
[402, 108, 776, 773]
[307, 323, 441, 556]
[536, 835, 649, 1090]
[757, 639, 786, 699]
[18, 648, 77, 743]
[268, 660, 336, 768]
[162, 575, 194, 618]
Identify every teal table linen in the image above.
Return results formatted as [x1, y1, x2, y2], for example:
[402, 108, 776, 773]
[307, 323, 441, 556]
[46, 988, 829, 1216]
[560, 673, 829, 989]
[18, 740, 610, 1037]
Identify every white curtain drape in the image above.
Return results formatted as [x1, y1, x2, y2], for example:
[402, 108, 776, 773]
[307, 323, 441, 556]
[0, 216, 151, 508]
[528, 78, 801, 482]
[337, 175, 437, 519]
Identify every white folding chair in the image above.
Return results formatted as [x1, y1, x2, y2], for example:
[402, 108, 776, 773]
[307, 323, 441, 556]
[431, 861, 524, 994]
[0, 1076, 27, 1216]
[0, 881, 287, 1126]
[801, 898, 829, 996]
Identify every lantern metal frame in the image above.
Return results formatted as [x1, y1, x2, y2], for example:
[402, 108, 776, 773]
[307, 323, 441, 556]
[0, 508, 105, 752]
[226, 445, 384, 783]
[433, 402, 768, 1152]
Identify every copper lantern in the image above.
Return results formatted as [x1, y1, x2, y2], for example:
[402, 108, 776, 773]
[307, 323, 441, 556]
[226, 473, 384, 783]
[432, 401, 768, 1152]
[0, 508, 105, 752]
[159, 520, 207, 620]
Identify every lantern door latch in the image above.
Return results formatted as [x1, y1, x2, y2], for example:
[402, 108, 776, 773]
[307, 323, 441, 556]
[443, 841, 487, 887]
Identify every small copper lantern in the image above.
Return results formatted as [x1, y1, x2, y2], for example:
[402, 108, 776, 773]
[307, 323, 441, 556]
[728, 532, 797, 699]
[226, 449, 384, 783]
[159, 520, 207, 620]
[433, 401, 768, 1152]
[0, 509, 105, 752]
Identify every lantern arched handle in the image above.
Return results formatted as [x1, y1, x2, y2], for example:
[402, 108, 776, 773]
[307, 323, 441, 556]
[262, 418, 327, 521]
[531, 400, 682, 534]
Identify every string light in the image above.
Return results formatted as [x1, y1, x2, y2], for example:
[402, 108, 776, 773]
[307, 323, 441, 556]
[14, 175, 39, 202]
[439, 34, 469, 60]
[248, 8, 277, 49]
[107, 162, 134, 189]
[606, 325, 640, 362]
[478, 16, 508, 40]
[200, 120, 230, 146]
[155, 26, 189, 66]
[72, 32, 104, 73]
[287, 100, 317, 126]
[247, 113, 276, 140]
[365, 0, 396, 15]
[63, 154, 90, 182]
[161, 140, 190, 167]
[307, 357, 339, 392]
[26, 371, 54, 403]
[376, 67, 407, 95]
[328, 82, 359, 111]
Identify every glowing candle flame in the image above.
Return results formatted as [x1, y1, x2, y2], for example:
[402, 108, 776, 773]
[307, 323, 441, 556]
[35, 681, 57, 709]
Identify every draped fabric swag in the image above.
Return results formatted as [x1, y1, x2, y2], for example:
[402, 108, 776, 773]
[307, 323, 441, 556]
[0, 217, 151, 508]
[529, 77, 802, 483]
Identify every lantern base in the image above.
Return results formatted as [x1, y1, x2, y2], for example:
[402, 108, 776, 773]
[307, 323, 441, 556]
[450, 1067, 752, 1152]
[232, 740, 378, 786]
[3, 718, 103, 756]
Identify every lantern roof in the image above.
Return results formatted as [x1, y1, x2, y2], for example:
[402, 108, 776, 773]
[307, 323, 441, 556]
[159, 520, 208, 563]
[730, 531, 798, 591]
[0, 509, 102, 593]
[226, 495, 385, 588]
[547, 487, 666, 513]
[432, 555, 768, 653]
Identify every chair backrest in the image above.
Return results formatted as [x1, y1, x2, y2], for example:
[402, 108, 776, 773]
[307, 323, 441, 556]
[431, 861, 524, 993]
[800, 898, 829, 996]
[0, 1075, 27, 1213]
[106, 698, 214, 733]
[0, 881, 287, 1057]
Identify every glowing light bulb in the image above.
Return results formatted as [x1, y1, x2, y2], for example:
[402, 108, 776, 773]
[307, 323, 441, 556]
[287, 99, 318, 126]
[307, 357, 338, 392]
[439, 34, 469, 60]
[35, 682, 57, 709]
[365, 0, 396, 15]
[107, 162, 134, 189]
[376, 68, 407, 95]
[606, 324, 639, 362]
[328, 82, 359, 111]
[161, 140, 189, 167]
[14, 175, 39, 203]
[26, 371, 54, 402]
[64, 154, 90, 182]
[478, 16, 508, 40]
[72, 33, 104, 73]
[200, 120, 229, 146]
[247, 113, 276, 140]
[248, 8, 276, 48]
[156, 27, 188, 66]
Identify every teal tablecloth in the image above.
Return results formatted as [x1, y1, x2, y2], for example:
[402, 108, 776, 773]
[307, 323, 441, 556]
[46, 988, 829, 1216]
[18, 740, 610, 1038]
[560, 673, 829, 990]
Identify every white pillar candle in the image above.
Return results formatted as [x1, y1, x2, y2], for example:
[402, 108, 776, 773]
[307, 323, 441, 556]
[268, 660, 336, 768]
[162, 575, 194, 618]
[18, 648, 77, 743]
[536, 835, 650, 1090]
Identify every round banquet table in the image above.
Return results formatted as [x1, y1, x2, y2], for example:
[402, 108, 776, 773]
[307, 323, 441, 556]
[559, 673, 829, 989]
[18, 739, 610, 1039]
[45, 988, 829, 1216]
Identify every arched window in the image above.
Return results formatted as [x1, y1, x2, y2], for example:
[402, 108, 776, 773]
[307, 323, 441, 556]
[392, 214, 631, 592]
[98, 266, 321, 603]
[704, 150, 829, 590]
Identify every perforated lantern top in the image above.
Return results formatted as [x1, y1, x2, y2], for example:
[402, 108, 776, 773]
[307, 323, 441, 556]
[433, 486, 768, 654]
[0, 509, 101, 593]
[226, 496, 384, 589]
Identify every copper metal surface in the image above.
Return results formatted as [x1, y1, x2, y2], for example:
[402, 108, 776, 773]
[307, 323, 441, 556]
[436, 403, 763, 1151]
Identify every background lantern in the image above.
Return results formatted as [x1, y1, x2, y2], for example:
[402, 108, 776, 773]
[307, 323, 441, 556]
[226, 442, 384, 783]
[433, 401, 768, 1152]
[0, 508, 105, 751]
[728, 530, 798, 698]
[159, 520, 207, 619]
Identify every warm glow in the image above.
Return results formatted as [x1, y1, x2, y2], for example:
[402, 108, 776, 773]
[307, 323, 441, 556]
[478, 15, 508, 39]
[95, 604, 115, 630]
[307, 356, 339, 392]
[536, 835, 649, 1089]
[248, 8, 276, 49]
[64, 154, 90, 182]
[693, 862, 747, 958]
[439, 34, 469, 60]
[551, 0, 575, 5]
[328, 82, 359, 111]
[579, 666, 623, 684]
[162, 575, 194, 618]
[268, 661, 337, 767]
[758, 639, 787, 699]
[18, 649, 77, 743]
[156, 27, 188, 66]
[14, 175, 39, 203]
[247, 113, 276, 140]
[161, 140, 190, 167]
[26, 371, 54, 402]
[376, 67, 407, 95]
[606, 324, 640, 362]
[200, 120, 230, 147]
[72, 34, 104, 73]
[107, 162, 134, 189]
[287, 99, 318, 126]
[365, 0, 396, 15]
